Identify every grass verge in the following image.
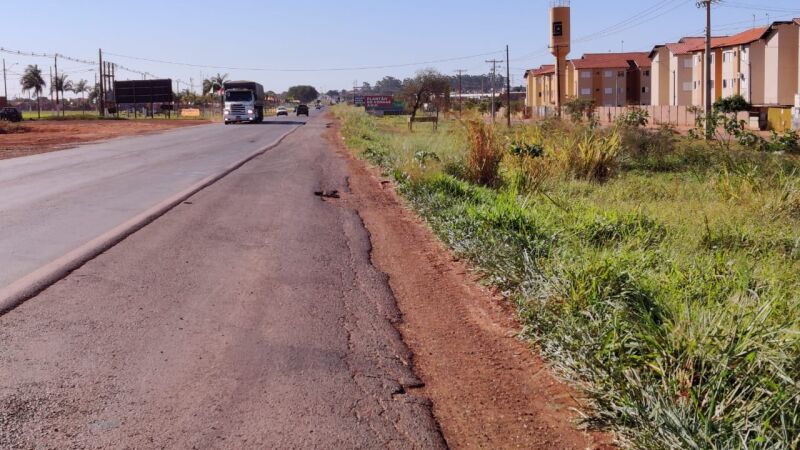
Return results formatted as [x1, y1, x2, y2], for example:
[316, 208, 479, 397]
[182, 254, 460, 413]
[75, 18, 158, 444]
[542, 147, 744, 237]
[333, 105, 800, 449]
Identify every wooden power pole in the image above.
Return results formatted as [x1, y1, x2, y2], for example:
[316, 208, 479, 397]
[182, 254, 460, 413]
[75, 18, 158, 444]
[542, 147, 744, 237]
[506, 45, 512, 127]
[485, 59, 503, 124]
[454, 69, 466, 118]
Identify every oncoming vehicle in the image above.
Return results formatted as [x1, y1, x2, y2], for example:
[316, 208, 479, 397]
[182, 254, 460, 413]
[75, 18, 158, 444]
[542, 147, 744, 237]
[276, 106, 288, 116]
[223, 81, 265, 124]
[296, 104, 309, 116]
[0, 106, 22, 123]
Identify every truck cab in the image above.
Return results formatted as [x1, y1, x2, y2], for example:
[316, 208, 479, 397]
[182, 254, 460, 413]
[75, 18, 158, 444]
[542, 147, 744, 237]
[223, 81, 265, 124]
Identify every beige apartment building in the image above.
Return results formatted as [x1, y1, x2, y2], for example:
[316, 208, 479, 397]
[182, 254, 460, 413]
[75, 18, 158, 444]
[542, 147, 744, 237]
[689, 22, 799, 107]
[649, 37, 706, 106]
[524, 65, 556, 108]
[569, 52, 651, 106]
[763, 20, 800, 106]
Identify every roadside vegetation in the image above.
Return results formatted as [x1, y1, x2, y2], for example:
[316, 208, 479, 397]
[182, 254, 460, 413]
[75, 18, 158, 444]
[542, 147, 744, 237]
[333, 104, 800, 449]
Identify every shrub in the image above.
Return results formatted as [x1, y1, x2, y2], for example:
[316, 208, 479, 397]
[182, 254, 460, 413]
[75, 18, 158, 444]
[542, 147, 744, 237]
[555, 128, 622, 181]
[713, 94, 752, 113]
[464, 119, 502, 186]
[615, 108, 650, 128]
[564, 97, 596, 124]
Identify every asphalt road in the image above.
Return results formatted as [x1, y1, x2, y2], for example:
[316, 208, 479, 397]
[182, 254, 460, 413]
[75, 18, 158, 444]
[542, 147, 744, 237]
[0, 115, 306, 289]
[0, 112, 444, 448]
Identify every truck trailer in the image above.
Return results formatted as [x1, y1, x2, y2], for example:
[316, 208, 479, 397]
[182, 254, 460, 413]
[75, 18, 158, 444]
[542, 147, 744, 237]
[223, 81, 265, 124]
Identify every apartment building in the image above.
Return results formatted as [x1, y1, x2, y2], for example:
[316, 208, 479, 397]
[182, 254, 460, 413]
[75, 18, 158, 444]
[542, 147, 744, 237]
[649, 37, 706, 106]
[715, 27, 769, 104]
[763, 20, 800, 106]
[524, 65, 556, 107]
[569, 52, 651, 106]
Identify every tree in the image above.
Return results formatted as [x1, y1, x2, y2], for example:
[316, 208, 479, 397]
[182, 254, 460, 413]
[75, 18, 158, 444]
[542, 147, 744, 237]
[20, 64, 46, 119]
[203, 73, 228, 108]
[286, 85, 319, 103]
[87, 83, 101, 105]
[400, 69, 451, 125]
[71, 79, 90, 114]
[325, 89, 340, 98]
[51, 74, 73, 115]
[374, 76, 403, 95]
[202, 73, 228, 95]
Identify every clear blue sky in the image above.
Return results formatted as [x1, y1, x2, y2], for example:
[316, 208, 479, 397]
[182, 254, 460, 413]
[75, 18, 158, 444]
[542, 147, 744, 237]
[2, 0, 798, 98]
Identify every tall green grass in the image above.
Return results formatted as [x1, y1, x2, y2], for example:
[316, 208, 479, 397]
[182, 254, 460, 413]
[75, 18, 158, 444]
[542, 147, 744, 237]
[333, 105, 800, 449]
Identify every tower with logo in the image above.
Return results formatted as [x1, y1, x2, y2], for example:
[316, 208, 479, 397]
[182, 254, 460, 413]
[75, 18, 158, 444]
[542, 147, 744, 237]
[550, 0, 571, 109]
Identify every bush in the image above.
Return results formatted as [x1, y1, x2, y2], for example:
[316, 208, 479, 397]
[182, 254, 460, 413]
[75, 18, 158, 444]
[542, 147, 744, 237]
[615, 108, 650, 128]
[464, 119, 502, 186]
[564, 97, 596, 124]
[713, 94, 752, 113]
[556, 128, 622, 181]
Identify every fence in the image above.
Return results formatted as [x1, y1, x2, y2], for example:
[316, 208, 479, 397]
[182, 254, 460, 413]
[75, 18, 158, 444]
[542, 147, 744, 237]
[529, 105, 750, 129]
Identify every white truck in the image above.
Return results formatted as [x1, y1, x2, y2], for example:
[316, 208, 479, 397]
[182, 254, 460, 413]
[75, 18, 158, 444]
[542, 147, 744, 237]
[223, 81, 265, 124]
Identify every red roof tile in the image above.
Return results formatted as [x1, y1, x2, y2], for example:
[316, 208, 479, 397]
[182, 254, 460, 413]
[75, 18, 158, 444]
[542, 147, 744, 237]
[526, 65, 555, 77]
[665, 37, 708, 55]
[571, 52, 650, 70]
[714, 26, 769, 48]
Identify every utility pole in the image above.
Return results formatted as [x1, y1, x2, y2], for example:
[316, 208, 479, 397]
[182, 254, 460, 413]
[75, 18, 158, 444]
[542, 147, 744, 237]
[98, 49, 105, 117]
[2, 59, 7, 100]
[485, 59, 503, 123]
[454, 69, 466, 118]
[49, 66, 53, 107]
[54, 54, 60, 116]
[703, 0, 713, 138]
[506, 45, 512, 127]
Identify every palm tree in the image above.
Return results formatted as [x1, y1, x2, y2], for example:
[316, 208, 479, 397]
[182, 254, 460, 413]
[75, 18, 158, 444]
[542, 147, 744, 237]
[72, 79, 90, 114]
[20, 65, 46, 119]
[51, 74, 73, 116]
[203, 73, 228, 110]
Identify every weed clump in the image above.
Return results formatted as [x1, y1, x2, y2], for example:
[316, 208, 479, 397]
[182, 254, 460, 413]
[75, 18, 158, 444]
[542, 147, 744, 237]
[464, 119, 502, 187]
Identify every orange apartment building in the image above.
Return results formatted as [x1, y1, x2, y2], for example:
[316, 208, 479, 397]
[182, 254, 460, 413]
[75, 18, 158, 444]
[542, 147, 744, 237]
[649, 37, 706, 106]
[569, 52, 651, 107]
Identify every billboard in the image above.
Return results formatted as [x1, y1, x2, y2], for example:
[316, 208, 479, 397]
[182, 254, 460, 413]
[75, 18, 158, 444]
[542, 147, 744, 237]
[364, 95, 394, 109]
[114, 79, 173, 104]
[353, 95, 365, 107]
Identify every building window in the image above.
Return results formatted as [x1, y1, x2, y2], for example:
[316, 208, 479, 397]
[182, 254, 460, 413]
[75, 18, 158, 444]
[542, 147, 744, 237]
[618, 71, 625, 77]
[723, 79, 727, 88]
[643, 70, 650, 76]
[683, 58, 693, 68]
[604, 70, 613, 78]
[693, 81, 697, 90]
[581, 71, 591, 79]
[580, 88, 591, 95]
[683, 81, 693, 91]
[642, 86, 649, 93]
[604, 87, 613, 95]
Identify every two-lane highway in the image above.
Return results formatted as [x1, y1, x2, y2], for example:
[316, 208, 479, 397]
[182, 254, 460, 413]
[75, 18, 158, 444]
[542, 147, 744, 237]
[0, 116, 305, 289]
[0, 113, 444, 448]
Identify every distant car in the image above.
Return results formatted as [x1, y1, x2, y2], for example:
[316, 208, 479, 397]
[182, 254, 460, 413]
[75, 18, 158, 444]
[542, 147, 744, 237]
[296, 104, 309, 116]
[0, 106, 22, 123]
[276, 106, 288, 116]
[316, 104, 323, 110]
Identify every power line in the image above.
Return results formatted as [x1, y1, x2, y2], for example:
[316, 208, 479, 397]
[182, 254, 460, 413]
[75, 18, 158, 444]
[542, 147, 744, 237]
[102, 49, 505, 72]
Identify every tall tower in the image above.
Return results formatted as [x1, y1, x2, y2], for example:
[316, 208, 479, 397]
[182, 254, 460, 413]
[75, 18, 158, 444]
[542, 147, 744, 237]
[549, 0, 571, 109]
